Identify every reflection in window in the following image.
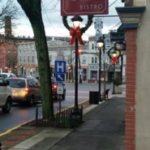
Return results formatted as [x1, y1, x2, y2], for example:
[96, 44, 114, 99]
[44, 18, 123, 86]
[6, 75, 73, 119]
[95, 57, 97, 63]
[8, 50, 11, 54]
[92, 57, 94, 63]
[82, 56, 86, 64]
[92, 44, 94, 50]
[32, 56, 34, 62]
[14, 51, 16, 55]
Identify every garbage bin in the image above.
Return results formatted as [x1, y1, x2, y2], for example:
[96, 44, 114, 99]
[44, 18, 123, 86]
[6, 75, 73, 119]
[89, 91, 99, 104]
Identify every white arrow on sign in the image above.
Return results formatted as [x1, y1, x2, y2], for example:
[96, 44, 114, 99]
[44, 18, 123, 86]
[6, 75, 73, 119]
[58, 75, 63, 80]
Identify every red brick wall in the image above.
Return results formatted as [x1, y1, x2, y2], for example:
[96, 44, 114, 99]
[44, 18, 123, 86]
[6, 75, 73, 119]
[125, 29, 137, 150]
[0, 37, 34, 73]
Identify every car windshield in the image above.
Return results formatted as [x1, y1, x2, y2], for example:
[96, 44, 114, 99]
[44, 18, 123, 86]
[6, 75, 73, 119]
[0, 74, 7, 79]
[6, 79, 25, 88]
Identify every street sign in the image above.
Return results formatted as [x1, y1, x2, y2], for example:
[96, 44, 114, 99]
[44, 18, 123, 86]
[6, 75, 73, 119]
[61, 0, 108, 16]
[110, 32, 125, 42]
[57, 86, 64, 94]
[55, 61, 66, 74]
[56, 74, 65, 82]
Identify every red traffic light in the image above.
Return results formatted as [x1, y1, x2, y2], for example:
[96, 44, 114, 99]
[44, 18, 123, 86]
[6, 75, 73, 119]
[78, 49, 82, 55]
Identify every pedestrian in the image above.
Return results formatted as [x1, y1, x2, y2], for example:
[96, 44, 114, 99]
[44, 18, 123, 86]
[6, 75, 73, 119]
[0, 142, 2, 150]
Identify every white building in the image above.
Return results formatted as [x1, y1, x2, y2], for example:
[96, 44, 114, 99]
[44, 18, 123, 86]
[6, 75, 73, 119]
[17, 40, 92, 81]
[17, 34, 125, 83]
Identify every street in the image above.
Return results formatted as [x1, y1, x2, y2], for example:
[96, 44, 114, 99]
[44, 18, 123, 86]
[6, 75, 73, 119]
[0, 83, 119, 134]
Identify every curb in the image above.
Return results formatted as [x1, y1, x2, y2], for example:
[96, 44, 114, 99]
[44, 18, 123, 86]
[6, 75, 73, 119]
[8, 100, 110, 150]
[0, 98, 115, 150]
[6, 100, 109, 150]
[0, 100, 89, 137]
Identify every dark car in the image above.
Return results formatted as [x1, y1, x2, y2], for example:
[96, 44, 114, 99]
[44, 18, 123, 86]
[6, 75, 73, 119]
[51, 77, 66, 100]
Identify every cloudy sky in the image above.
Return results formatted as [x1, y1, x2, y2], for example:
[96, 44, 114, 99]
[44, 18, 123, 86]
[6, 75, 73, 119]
[11, 0, 124, 41]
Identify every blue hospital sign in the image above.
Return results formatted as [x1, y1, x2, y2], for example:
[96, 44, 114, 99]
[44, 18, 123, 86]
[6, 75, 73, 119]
[55, 61, 66, 74]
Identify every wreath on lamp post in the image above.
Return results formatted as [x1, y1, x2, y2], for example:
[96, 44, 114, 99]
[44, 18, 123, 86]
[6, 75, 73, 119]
[62, 15, 94, 34]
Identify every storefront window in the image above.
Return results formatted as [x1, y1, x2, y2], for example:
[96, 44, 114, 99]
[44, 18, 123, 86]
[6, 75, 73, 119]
[90, 71, 97, 80]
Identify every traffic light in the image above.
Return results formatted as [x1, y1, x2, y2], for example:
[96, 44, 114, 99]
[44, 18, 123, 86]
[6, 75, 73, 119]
[78, 49, 82, 55]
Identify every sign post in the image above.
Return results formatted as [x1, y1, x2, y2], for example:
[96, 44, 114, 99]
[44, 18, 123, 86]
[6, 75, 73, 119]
[55, 60, 66, 82]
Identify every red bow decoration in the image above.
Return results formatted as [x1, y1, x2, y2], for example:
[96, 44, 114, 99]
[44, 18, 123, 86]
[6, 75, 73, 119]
[69, 26, 84, 45]
[112, 56, 118, 64]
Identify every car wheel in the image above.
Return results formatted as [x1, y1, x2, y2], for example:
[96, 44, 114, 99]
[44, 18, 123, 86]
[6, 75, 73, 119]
[28, 96, 34, 106]
[2, 97, 12, 113]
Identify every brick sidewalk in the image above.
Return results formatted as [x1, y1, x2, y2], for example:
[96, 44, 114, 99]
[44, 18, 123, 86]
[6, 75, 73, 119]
[0, 101, 90, 150]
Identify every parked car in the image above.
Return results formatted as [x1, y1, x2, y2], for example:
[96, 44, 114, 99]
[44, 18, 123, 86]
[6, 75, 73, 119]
[0, 77, 12, 113]
[0, 72, 16, 79]
[51, 77, 66, 100]
[6, 77, 41, 106]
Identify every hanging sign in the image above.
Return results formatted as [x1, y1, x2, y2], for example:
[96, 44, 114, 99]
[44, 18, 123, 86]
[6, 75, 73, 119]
[61, 0, 108, 16]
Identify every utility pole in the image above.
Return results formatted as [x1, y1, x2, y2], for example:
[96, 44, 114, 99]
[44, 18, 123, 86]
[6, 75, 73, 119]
[103, 35, 106, 93]
[94, 17, 103, 97]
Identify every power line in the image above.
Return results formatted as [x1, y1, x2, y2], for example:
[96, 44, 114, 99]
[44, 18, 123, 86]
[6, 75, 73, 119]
[43, 0, 59, 11]
[109, 0, 118, 7]
[42, 5, 68, 36]
[42, 0, 55, 10]
[109, 22, 121, 30]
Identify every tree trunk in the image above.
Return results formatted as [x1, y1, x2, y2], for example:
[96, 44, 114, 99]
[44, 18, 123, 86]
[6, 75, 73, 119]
[17, 0, 53, 119]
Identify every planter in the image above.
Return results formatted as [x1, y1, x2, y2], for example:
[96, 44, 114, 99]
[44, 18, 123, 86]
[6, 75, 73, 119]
[115, 85, 122, 94]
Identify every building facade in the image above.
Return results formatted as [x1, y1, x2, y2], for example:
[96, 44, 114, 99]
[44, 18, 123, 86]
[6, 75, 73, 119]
[17, 33, 126, 83]
[17, 40, 89, 80]
[0, 16, 34, 74]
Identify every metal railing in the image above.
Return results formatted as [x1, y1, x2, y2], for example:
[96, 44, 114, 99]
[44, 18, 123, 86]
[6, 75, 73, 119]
[35, 104, 83, 128]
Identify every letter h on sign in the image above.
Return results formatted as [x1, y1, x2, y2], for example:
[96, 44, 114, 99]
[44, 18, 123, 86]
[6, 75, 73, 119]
[55, 61, 66, 74]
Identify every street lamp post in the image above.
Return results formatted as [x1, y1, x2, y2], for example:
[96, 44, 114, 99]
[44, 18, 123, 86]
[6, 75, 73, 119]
[78, 50, 82, 84]
[112, 51, 117, 94]
[115, 42, 125, 84]
[112, 63, 115, 94]
[63, 15, 93, 112]
[120, 53, 123, 84]
[71, 16, 83, 111]
[97, 38, 104, 101]
[68, 66, 71, 82]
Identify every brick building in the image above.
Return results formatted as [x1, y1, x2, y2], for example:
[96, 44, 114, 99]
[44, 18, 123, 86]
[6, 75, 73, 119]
[116, 1, 147, 150]
[0, 16, 34, 74]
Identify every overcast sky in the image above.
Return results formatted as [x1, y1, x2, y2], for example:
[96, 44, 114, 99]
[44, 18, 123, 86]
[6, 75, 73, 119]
[11, 0, 124, 41]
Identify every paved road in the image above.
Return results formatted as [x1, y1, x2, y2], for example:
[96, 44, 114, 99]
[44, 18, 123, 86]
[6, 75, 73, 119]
[0, 83, 124, 134]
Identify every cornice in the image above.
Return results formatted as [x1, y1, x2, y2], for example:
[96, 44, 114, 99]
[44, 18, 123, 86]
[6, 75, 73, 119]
[116, 6, 146, 29]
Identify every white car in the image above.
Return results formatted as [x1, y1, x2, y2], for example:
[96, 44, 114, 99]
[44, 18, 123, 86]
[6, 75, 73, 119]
[0, 78, 12, 113]
[0, 72, 16, 79]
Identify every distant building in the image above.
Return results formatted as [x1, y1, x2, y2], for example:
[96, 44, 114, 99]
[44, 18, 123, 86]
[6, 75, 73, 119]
[17, 40, 89, 80]
[17, 33, 115, 82]
[0, 16, 34, 74]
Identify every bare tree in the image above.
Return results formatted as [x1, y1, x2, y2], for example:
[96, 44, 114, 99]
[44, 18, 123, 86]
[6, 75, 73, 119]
[17, 0, 53, 119]
[0, 0, 18, 30]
